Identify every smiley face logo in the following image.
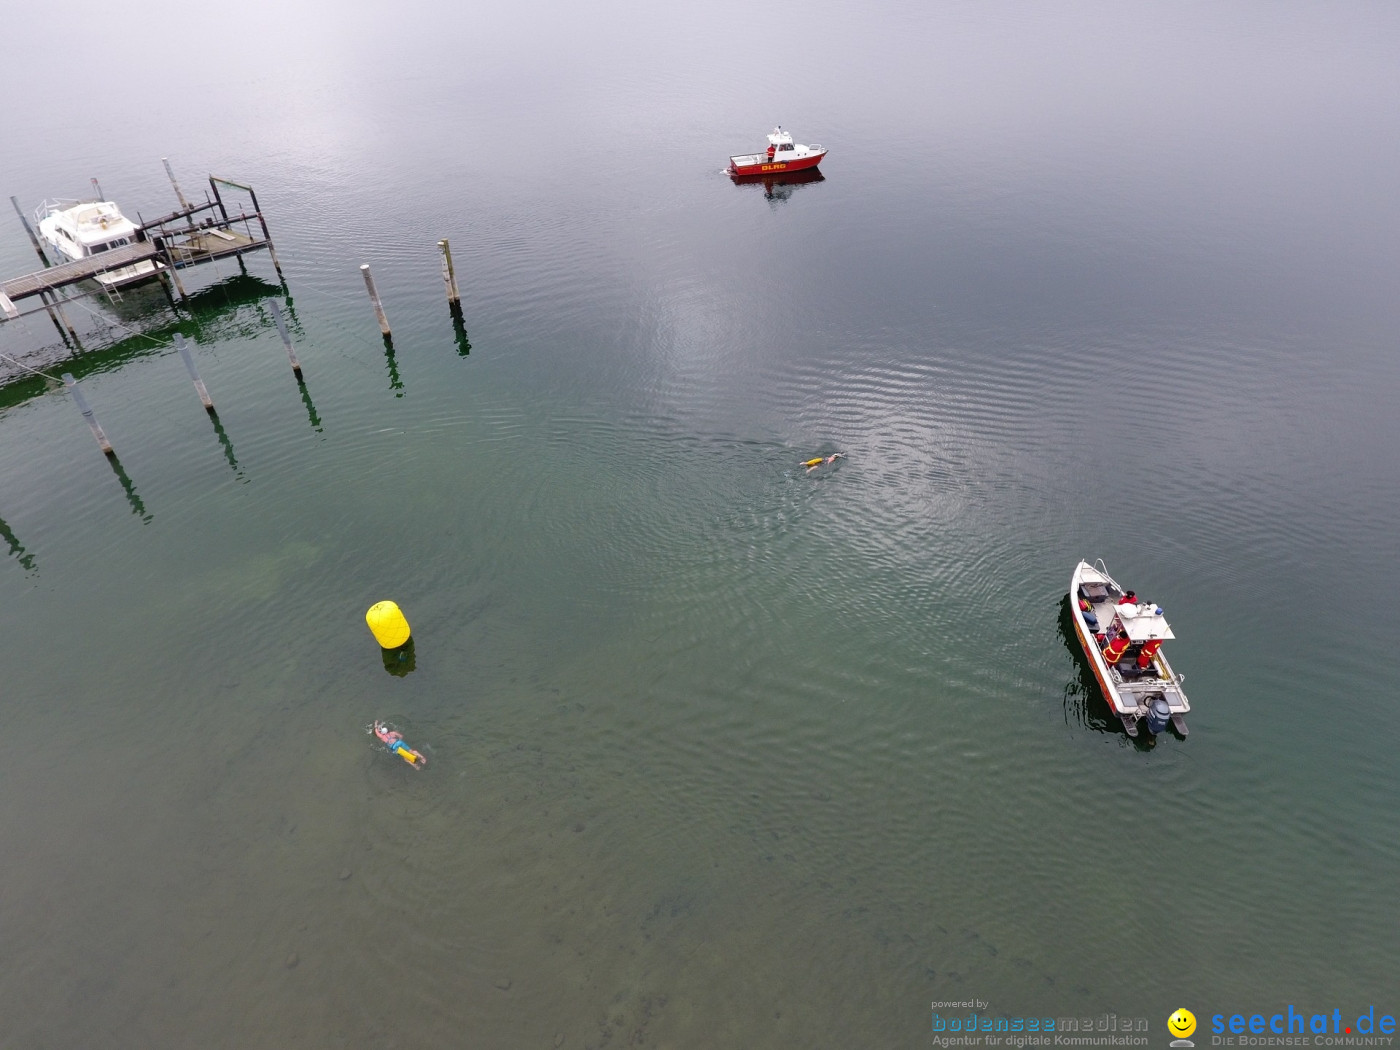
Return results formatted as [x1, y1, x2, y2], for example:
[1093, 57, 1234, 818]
[1169, 1009, 1197, 1040]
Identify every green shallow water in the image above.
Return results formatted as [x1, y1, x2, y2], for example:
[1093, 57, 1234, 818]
[2, 1, 1399, 1046]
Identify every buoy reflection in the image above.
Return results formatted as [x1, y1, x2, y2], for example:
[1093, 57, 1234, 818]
[381, 638, 416, 677]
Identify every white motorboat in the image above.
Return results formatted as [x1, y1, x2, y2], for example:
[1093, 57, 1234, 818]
[36, 199, 160, 288]
[1069, 559, 1190, 738]
[728, 126, 827, 177]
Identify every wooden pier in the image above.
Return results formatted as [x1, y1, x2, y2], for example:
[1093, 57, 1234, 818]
[1, 174, 281, 320]
[2, 242, 159, 303]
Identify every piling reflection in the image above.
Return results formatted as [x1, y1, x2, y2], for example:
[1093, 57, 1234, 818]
[106, 454, 152, 523]
[452, 312, 471, 356]
[298, 377, 323, 432]
[0, 514, 36, 573]
[206, 410, 244, 479]
[269, 289, 305, 336]
[381, 638, 416, 676]
[384, 336, 404, 395]
[109, 272, 284, 327]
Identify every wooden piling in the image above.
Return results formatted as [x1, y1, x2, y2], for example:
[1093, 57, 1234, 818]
[63, 373, 114, 456]
[162, 157, 192, 211]
[211, 177, 284, 279]
[156, 269, 180, 311]
[43, 290, 80, 345]
[438, 239, 462, 310]
[244, 183, 284, 279]
[361, 264, 391, 337]
[10, 195, 53, 268]
[269, 301, 303, 379]
[35, 292, 69, 343]
[157, 237, 189, 299]
[207, 178, 230, 224]
[174, 334, 215, 411]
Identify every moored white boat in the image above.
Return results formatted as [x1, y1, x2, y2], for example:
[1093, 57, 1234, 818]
[1069, 559, 1190, 738]
[36, 199, 160, 289]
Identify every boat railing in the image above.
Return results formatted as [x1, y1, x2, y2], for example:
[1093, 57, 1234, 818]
[1111, 665, 1185, 688]
[34, 198, 86, 224]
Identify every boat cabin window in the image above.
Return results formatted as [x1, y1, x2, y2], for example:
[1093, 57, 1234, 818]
[778, 143, 794, 151]
[91, 242, 110, 254]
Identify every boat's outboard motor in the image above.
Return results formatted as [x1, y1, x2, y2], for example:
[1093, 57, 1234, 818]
[1145, 695, 1172, 735]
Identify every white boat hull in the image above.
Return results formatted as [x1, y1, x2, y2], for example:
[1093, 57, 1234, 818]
[36, 200, 161, 289]
[1069, 560, 1190, 737]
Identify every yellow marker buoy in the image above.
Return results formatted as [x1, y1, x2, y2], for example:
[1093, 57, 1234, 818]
[366, 600, 411, 649]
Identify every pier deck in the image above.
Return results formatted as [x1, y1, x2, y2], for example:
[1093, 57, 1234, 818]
[1, 242, 160, 301]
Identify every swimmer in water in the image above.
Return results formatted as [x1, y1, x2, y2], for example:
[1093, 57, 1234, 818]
[374, 720, 427, 768]
[801, 453, 845, 473]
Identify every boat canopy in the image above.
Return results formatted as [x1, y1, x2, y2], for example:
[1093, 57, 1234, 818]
[42, 200, 138, 243]
[1115, 603, 1175, 642]
[766, 126, 794, 147]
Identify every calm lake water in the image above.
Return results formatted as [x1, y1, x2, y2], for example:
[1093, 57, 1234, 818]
[3, 1, 1399, 1046]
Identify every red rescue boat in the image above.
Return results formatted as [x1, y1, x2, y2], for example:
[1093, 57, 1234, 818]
[728, 126, 827, 177]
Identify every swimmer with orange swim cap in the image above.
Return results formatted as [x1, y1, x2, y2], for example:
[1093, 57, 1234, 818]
[801, 453, 844, 473]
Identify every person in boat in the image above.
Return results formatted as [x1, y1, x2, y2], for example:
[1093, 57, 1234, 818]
[767, 143, 776, 162]
[1102, 628, 1131, 665]
[1136, 637, 1163, 669]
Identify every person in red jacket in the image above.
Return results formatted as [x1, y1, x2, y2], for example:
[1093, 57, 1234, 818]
[1102, 630, 1131, 665]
